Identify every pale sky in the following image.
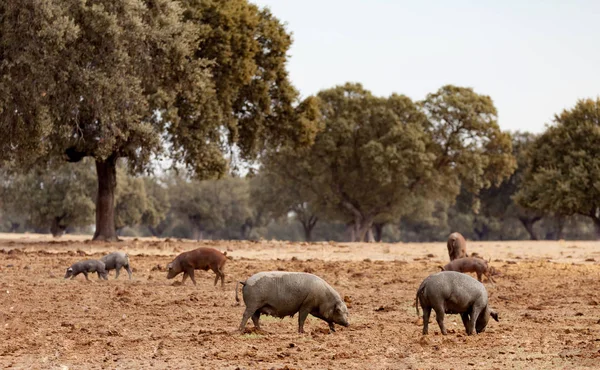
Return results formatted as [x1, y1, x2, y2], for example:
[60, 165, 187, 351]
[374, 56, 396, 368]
[253, 0, 600, 133]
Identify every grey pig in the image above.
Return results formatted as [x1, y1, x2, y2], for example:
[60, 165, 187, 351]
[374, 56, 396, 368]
[235, 271, 349, 334]
[415, 271, 498, 335]
[101, 252, 132, 280]
[64, 260, 108, 281]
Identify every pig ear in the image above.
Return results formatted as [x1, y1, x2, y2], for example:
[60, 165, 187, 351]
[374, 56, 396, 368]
[490, 310, 499, 322]
[67, 267, 73, 272]
[167, 263, 172, 270]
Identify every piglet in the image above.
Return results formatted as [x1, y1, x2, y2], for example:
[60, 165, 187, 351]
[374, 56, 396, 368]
[101, 252, 132, 280]
[64, 260, 108, 281]
[440, 257, 496, 284]
[166, 247, 227, 286]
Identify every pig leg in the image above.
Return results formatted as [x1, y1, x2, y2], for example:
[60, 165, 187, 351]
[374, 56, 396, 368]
[83, 272, 89, 281]
[181, 273, 189, 285]
[467, 304, 485, 335]
[422, 307, 432, 335]
[115, 267, 121, 279]
[460, 313, 470, 333]
[239, 307, 254, 332]
[433, 306, 447, 335]
[188, 269, 197, 286]
[219, 269, 225, 287]
[251, 311, 261, 330]
[298, 309, 310, 333]
[485, 272, 496, 284]
[328, 322, 336, 333]
[476, 271, 483, 282]
[213, 272, 219, 286]
[97, 271, 102, 279]
[125, 265, 132, 280]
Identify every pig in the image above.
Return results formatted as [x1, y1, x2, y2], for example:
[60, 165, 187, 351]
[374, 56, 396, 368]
[100, 252, 132, 280]
[64, 259, 108, 281]
[235, 271, 349, 334]
[166, 247, 227, 286]
[440, 257, 496, 284]
[416, 271, 499, 335]
[447, 232, 467, 261]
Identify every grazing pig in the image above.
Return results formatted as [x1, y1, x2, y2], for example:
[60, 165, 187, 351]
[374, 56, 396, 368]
[447, 232, 467, 261]
[236, 271, 349, 334]
[440, 257, 496, 284]
[416, 271, 499, 335]
[166, 247, 227, 286]
[64, 260, 108, 281]
[101, 252, 132, 280]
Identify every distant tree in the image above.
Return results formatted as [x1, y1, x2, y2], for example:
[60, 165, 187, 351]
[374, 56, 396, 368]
[252, 161, 324, 242]
[140, 177, 170, 237]
[477, 132, 544, 239]
[171, 176, 254, 240]
[0, 161, 95, 237]
[261, 83, 515, 242]
[516, 99, 600, 238]
[114, 166, 148, 232]
[0, 0, 317, 241]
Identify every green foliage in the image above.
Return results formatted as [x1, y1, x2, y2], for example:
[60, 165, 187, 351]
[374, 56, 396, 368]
[0, 0, 317, 240]
[140, 176, 171, 234]
[0, 160, 96, 236]
[516, 98, 600, 237]
[114, 167, 148, 231]
[259, 83, 515, 241]
[170, 175, 256, 239]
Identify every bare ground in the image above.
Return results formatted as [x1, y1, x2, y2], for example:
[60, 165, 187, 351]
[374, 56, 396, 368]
[0, 234, 599, 369]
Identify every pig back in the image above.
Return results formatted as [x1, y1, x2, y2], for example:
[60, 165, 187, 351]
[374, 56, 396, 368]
[101, 252, 128, 269]
[182, 248, 225, 270]
[419, 271, 487, 312]
[243, 272, 334, 317]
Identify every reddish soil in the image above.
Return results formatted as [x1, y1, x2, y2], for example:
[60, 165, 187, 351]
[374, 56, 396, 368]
[1, 236, 599, 369]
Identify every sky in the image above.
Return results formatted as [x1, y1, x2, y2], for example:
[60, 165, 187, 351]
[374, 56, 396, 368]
[252, 0, 600, 133]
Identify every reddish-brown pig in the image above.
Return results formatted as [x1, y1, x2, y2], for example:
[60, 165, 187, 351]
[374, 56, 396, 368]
[166, 247, 227, 286]
[447, 232, 467, 261]
[440, 257, 496, 284]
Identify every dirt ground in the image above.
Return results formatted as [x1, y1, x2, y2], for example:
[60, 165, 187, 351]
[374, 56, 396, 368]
[1, 234, 600, 369]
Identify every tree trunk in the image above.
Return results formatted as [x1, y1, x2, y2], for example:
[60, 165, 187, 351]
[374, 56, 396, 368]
[148, 226, 161, 237]
[188, 215, 205, 241]
[93, 155, 119, 241]
[356, 217, 374, 242]
[373, 223, 385, 242]
[519, 216, 541, 240]
[473, 223, 489, 240]
[346, 222, 356, 242]
[555, 216, 565, 240]
[300, 216, 318, 242]
[592, 217, 600, 240]
[50, 217, 67, 238]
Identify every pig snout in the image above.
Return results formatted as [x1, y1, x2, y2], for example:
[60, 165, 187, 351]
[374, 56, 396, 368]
[166, 263, 179, 279]
[332, 304, 350, 327]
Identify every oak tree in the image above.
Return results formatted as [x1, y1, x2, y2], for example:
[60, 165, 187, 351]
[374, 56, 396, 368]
[516, 99, 600, 238]
[0, 0, 316, 240]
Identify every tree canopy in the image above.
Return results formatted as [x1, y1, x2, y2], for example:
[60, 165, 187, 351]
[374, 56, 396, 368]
[0, 161, 96, 236]
[516, 98, 600, 238]
[0, 0, 317, 240]
[259, 83, 516, 242]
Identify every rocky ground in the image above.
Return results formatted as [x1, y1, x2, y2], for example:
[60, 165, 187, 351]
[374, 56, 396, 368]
[1, 235, 599, 369]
